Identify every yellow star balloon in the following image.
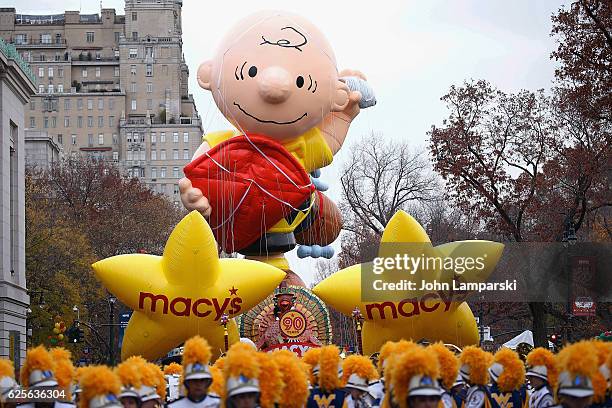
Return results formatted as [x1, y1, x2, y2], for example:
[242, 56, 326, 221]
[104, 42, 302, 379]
[312, 210, 504, 354]
[92, 211, 285, 361]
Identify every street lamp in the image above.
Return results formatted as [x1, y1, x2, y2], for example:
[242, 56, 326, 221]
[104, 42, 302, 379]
[352, 306, 364, 355]
[220, 314, 229, 352]
[72, 305, 80, 322]
[108, 296, 116, 366]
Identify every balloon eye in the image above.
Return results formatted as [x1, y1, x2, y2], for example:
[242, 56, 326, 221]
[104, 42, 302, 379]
[248, 66, 257, 77]
[296, 76, 304, 88]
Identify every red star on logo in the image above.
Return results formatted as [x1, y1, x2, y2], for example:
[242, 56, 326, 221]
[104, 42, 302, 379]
[229, 286, 238, 296]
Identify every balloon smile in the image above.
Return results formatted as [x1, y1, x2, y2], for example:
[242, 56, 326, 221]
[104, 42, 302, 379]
[233, 102, 307, 125]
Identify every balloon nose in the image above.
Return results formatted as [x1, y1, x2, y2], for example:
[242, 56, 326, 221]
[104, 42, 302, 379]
[257, 66, 292, 104]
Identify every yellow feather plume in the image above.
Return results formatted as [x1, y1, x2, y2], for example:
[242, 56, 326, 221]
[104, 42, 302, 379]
[50, 347, 75, 400]
[428, 343, 459, 390]
[272, 350, 309, 408]
[224, 343, 260, 382]
[460, 346, 492, 386]
[141, 362, 167, 401]
[526, 348, 558, 388]
[78, 365, 120, 408]
[0, 359, 14, 379]
[182, 336, 212, 369]
[21, 346, 54, 387]
[556, 341, 598, 378]
[342, 355, 378, 384]
[592, 370, 607, 403]
[318, 345, 342, 392]
[301, 348, 321, 384]
[256, 352, 283, 408]
[389, 347, 439, 408]
[590, 340, 611, 366]
[115, 359, 143, 389]
[164, 362, 182, 376]
[378, 340, 418, 374]
[209, 365, 225, 399]
[493, 348, 525, 392]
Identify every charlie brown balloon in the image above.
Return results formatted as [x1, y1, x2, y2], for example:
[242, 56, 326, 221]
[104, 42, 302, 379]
[180, 11, 367, 256]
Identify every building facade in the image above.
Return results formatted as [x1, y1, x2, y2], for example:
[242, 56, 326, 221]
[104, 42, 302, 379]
[0, 0, 203, 204]
[24, 130, 61, 169]
[0, 37, 36, 369]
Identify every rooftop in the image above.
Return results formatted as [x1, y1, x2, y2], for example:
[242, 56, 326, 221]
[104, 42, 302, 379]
[0, 37, 36, 84]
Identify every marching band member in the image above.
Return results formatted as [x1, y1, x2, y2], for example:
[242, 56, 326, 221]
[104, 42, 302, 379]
[487, 348, 527, 408]
[428, 343, 459, 408]
[272, 350, 309, 408]
[525, 348, 557, 408]
[307, 346, 346, 408]
[388, 346, 441, 408]
[459, 346, 493, 408]
[550, 341, 598, 408]
[223, 343, 261, 408]
[341, 355, 378, 408]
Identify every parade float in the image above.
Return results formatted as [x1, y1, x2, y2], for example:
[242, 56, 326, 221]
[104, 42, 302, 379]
[92, 10, 503, 361]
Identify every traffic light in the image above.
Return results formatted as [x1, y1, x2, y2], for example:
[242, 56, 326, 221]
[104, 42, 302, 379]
[77, 328, 85, 343]
[66, 326, 85, 343]
[549, 333, 563, 349]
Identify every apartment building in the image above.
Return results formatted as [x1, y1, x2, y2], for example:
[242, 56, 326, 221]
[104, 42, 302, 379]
[0, 0, 203, 204]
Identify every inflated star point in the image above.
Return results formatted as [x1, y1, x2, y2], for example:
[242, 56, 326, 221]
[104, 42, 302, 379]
[312, 210, 504, 353]
[92, 210, 285, 361]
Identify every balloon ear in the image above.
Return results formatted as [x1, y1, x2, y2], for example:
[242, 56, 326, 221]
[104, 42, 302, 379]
[331, 80, 350, 112]
[197, 61, 213, 90]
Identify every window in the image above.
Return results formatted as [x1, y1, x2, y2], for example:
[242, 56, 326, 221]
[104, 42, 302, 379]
[95, 67, 101, 78]
[112, 134, 118, 144]
[48, 84, 54, 93]
[98, 98, 104, 110]
[77, 116, 83, 128]
[98, 116, 104, 127]
[86, 32, 94, 43]
[98, 134, 104, 145]
[30, 117, 36, 128]
[88, 134, 93, 146]
[15, 34, 27, 44]
[183, 149, 189, 160]
[38, 84, 45, 93]
[160, 167, 167, 178]
[87, 116, 93, 128]
[77, 99, 83, 110]
[57, 84, 63, 93]
[57, 134, 63, 144]
[87, 99, 93, 110]
[114, 32, 120, 42]
[64, 116, 70, 127]
[173, 132, 179, 143]
[48, 67, 53, 78]
[147, 83, 153, 93]
[140, 150, 146, 160]
[109, 116, 115, 127]
[71, 134, 77, 145]
[58, 67, 64, 78]
[38, 67, 44, 78]
[44, 117, 49, 128]
[174, 185, 180, 195]
[133, 133, 140, 143]
[95, 51, 101, 60]
[160, 132, 166, 143]
[127, 133, 132, 143]
[82, 68, 88, 78]
[114, 67, 120, 77]
[131, 100, 136, 110]
[151, 167, 157, 178]
[173, 167, 179, 178]
[64, 99, 71, 110]
[147, 99, 152, 109]
[151, 150, 157, 160]
[23, 51, 30, 61]
[41, 33, 51, 44]
[132, 32, 138, 41]
[173, 149, 179, 160]
[160, 150, 166, 160]
[30, 101, 35, 110]
[39, 53, 46, 62]
[131, 82, 136, 92]
[129, 48, 137, 58]
[51, 117, 56, 128]
[160, 183, 166, 193]
[130, 65, 136, 75]
[132, 12, 137, 21]
[113, 151, 119, 161]
[127, 150, 133, 161]
[151, 133, 157, 143]
[146, 64, 153, 77]
[109, 99, 115, 110]
[145, 46, 153, 57]
[183, 132, 189, 143]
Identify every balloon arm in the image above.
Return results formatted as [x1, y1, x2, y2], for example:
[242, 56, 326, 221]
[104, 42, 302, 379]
[318, 113, 352, 155]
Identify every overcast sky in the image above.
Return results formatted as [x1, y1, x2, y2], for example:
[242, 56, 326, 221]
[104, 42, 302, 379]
[6, 0, 569, 284]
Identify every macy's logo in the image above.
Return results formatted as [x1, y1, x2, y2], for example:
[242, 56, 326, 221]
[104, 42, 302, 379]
[138, 292, 242, 320]
[365, 292, 453, 320]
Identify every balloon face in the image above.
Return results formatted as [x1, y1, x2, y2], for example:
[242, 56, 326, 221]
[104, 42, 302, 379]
[92, 211, 285, 361]
[312, 211, 504, 350]
[204, 12, 345, 141]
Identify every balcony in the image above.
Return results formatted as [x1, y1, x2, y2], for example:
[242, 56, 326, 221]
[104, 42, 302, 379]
[72, 56, 120, 65]
[15, 39, 67, 48]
